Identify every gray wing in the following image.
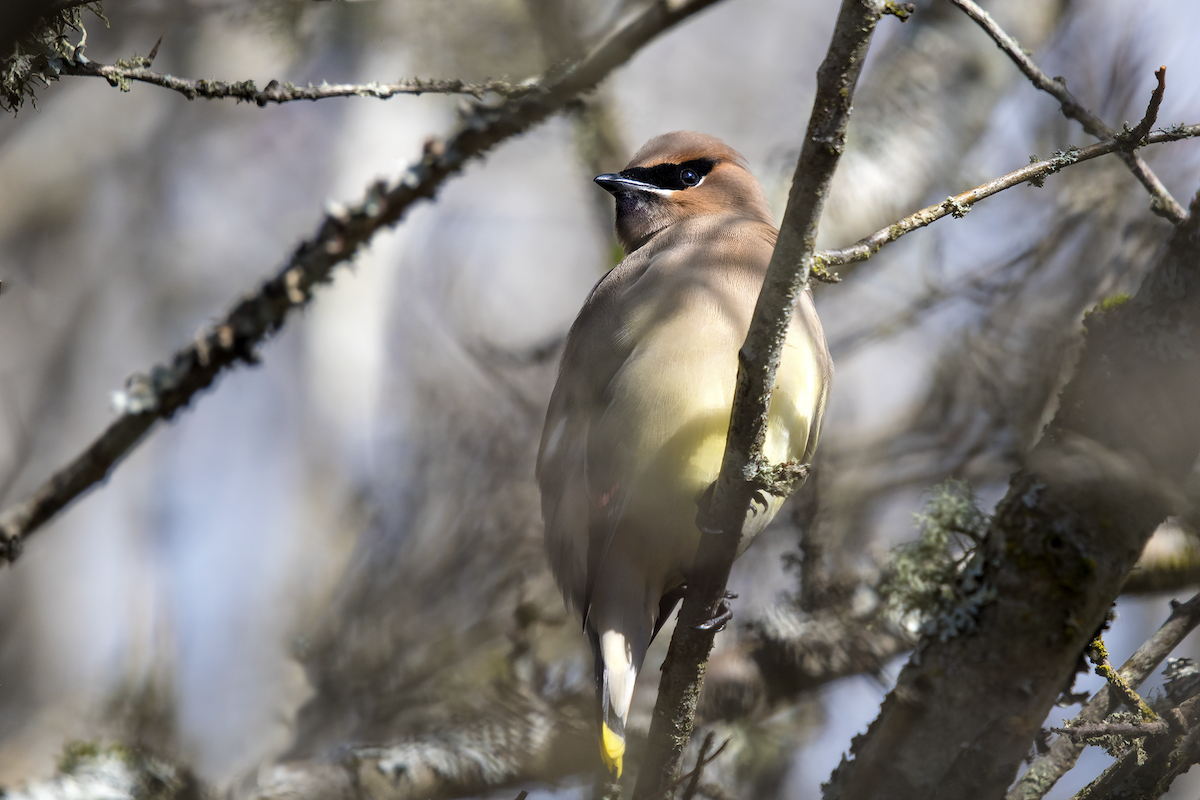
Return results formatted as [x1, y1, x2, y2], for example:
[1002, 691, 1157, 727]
[536, 266, 639, 621]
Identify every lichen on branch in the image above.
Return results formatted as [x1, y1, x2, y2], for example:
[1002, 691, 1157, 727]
[879, 480, 994, 641]
[1, 1, 106, 112]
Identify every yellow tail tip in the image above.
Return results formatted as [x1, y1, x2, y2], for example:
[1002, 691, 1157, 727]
[600, 723, 625, 778]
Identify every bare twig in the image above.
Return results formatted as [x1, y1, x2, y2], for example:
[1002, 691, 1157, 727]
[679, 734, 715, 800]
[640, 736, 730, 800]
[948, 0, 1187, 224]
[818, 123, 1200, 268]
[55, 57, 538, 104]
[633, 0, 888, 795]
[0, 0, 725, 564]
[1008, 593, 1200, 800]
[1126, 67, 1167, 145]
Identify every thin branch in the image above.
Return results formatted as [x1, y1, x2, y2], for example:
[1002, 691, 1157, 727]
[1008, 592, 1200, 800]
[0, 0, 725, 564]
[1088, 636, 1158, 721]
[948, 0, 1187, 224]
[817, 123, 1200, 268]
[641, 736, 730, 800]
[633, 0, 888, 795]
[55, 57, 538, 104]
[1049, 720, 1173, 741]
[679, 733, 716, 800]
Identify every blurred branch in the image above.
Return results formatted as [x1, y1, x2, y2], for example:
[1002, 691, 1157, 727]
[948, 0, 1187, 224]
[0, 297, 87, 506]
[56, 56, 540, 104]
[523, 0, 630, 252]
[824, 191, 1200, 799]
[0, 0, 725, 564]
[635, 0, 888, 795]
[1008, 592, 1200, 800]
[818, 123, 1200, 269]
[746, 602, 914, 703]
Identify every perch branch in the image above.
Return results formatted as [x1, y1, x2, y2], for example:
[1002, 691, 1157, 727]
[948, 0, 1187, 224]
[0, 0, 724, 564]
[633, 0, 888, 795]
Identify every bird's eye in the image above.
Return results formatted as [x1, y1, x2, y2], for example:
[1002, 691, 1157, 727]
[680, 168, 700, 186]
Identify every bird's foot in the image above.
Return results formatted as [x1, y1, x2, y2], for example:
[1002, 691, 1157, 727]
[695, 591, 738, 632]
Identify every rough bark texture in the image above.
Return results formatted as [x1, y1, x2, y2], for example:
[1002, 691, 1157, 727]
[824, 190, 1200, 800]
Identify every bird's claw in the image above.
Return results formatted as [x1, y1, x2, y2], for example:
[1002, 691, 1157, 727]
[695, 592, 737, 632]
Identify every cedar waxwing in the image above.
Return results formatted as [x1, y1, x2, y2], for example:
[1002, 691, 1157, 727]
[536, 132, 832, 777]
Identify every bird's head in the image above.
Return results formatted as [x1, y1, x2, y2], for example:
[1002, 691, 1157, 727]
[595, 131, 773, 253]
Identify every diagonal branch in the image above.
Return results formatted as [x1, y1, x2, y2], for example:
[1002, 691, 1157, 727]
[817, 123, 1200, 269]
[0, 0, 725, 564]
[948, 0, 1187, 224]
[632, 0, 890, 795]
[55, 57, 538, 104]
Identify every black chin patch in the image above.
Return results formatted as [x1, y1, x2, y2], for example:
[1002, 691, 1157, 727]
[620, 158, 717, 191]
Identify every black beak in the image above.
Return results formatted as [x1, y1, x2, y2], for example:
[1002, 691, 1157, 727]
[595, 173, 655, 195]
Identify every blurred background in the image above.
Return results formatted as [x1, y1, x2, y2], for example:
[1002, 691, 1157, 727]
[2, 0, 1200, 798]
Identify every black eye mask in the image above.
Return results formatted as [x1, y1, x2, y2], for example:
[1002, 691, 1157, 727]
[619, 158, 717, 191]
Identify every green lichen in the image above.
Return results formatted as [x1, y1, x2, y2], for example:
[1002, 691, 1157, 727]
[57, 740, 134, 775]
[942, 196, 972, 219]
[880, 480, 995, 641]
[1062, 710, 1149, 765]
[58, 740, 103, 775]
[2, 3, 107, 113]
[1026, 155, 1047, 188]
[809, 254, 841, 284]
[1098, 293, 1132, 312]
[882, 1, 914, 21]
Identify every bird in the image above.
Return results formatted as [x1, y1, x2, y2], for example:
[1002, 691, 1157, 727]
[536, 131, 831, 778]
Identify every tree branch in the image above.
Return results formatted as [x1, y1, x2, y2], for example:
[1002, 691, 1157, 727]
[55, 56, 538, 104]
[0, 0, 725, 564]
[633, 0, 888, 795]
[1008, 592, 1200, 800]
[817, 124, 1200, 269]
[1070, 696, 1200, 798]
[823, 190, 1200, 799]
[948, 0, 1187, 225]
